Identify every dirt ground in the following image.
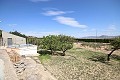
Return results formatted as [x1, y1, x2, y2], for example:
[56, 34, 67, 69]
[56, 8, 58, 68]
[0, 49, 57, 80]
[73, 42, 120, 55]
[13, 56, 57, 80]
[0, 49, 18, 80]
[42, 49, 120, 80]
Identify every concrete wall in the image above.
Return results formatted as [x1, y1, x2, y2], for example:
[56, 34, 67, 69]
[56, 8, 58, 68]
[19, 45, 38, 56]
[2, 31, 26, 46]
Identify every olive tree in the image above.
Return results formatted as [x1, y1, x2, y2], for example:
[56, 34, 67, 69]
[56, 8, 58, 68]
[107, 37, 120, 61]
[41, 35, 58, 55]
[41, 35, 74, 56]
[57, 35, 74, 56]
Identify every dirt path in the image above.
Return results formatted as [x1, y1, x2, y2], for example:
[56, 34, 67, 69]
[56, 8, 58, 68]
[0, 49, 57, 80]
[14, 56, 57, 80]
[0, 49, 18, 80]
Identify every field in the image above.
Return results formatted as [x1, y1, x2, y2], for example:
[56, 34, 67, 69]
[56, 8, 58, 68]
[40, 48, 120, 80]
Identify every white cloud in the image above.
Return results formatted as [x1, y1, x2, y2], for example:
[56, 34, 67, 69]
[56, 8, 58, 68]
[0, 21, 2, 23]
[30, 0, 50, 2]
[42, 10, 66, 16]
[42, 8, 74, 16]
[54, 16, 87, 28]
[83, 29, 87, 32]
[8, 24, 17, 27]
[108, 25, 116, 31]
[23, 31, 60, 37]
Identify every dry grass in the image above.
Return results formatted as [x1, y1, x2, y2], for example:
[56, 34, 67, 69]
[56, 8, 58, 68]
[42, 48, 120, 80]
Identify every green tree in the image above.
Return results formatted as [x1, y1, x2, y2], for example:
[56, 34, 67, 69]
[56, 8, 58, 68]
[10, 31, 27, 38]
[41, 35, 74, 55]
[57, 35, 74, 56]
[107, 37, 120, 61]
[41, 35, 58, 55]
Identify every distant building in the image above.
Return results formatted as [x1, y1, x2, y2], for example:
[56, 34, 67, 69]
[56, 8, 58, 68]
[0, 30, 26, 46]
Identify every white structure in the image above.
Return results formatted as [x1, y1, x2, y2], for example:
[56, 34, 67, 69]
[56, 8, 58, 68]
[0, 30, 26, 46]
[19, 44, 38, 56]
[7, 44, 38, 56]
[0, 30, 38, 56]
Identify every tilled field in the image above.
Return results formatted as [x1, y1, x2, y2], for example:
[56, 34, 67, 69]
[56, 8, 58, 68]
[42, 48, 120, 80]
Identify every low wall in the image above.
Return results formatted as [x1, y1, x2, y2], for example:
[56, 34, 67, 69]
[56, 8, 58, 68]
[0, 59, 4, 80]
[6, 44, 38, 56]
[19, 45, 38, 56]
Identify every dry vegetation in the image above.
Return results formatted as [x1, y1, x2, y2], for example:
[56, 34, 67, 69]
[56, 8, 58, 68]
[41, 48, 120, 80]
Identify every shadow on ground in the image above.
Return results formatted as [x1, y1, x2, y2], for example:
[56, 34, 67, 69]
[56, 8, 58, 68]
[37, 50, 51, 55]
[89, 55, 106, 63]
[37, 50, 64, 56]
[110, 54, 120, 61]
[89, 54, 120, 65]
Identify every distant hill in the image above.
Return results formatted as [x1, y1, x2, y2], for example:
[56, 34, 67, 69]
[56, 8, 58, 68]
[81, 35, 120, 39]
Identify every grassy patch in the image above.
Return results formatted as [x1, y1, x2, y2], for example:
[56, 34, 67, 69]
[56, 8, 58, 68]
[67, 48, 106, 59]
[42, 48, 120, 80]
[39, 54, 51, 63]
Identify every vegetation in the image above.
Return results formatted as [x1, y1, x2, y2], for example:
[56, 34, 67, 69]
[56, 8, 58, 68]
[81, 42, 111, 50]
[10, 31, 27, 38]
[57, 35, 74, 56]
[27, 37, 42, 46]
[41, 35, 74, 55]
[76, 38, 113, 43]
[42, 48, 120, 80]
[39, 54, 51, 63]
[10, 31, 42, 45]
[41, 35, 59, 55]
[107, 37, 120, 61]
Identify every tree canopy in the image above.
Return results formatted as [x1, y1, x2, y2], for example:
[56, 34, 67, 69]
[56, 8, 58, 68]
[41, 35, 74, 55]
[10, 31, 27, 38]
[107, 37, 120, 61]
[57, 35, 74, 56]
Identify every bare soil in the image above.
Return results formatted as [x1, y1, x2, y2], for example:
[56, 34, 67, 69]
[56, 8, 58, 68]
[14, 56, 57, 80]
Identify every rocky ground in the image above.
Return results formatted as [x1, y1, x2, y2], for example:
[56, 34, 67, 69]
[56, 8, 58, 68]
[13, 56, 57, 80]
[0, 50, 18, 80]
[0, 49, 57, 80]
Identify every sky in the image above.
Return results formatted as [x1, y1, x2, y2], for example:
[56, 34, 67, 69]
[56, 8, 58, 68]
[0, 0, 120, 38]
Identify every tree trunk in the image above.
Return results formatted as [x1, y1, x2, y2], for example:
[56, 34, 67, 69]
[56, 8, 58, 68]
[107, 49, 116, 61]
[51, 50, 54, 55]
[62, 51, 65, 56]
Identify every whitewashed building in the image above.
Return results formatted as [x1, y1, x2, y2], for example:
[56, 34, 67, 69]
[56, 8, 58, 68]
[0, 30, 26, 46]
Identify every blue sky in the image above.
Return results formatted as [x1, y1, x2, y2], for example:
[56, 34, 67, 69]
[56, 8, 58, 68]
[0, 0, 120, 38]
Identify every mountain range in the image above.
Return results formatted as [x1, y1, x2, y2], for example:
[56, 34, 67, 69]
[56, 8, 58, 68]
[81, 35, 120, 39]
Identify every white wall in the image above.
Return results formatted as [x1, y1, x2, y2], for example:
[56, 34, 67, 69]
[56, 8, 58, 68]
[2, 31, 26, 46]
[19, 45, 38, 56]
